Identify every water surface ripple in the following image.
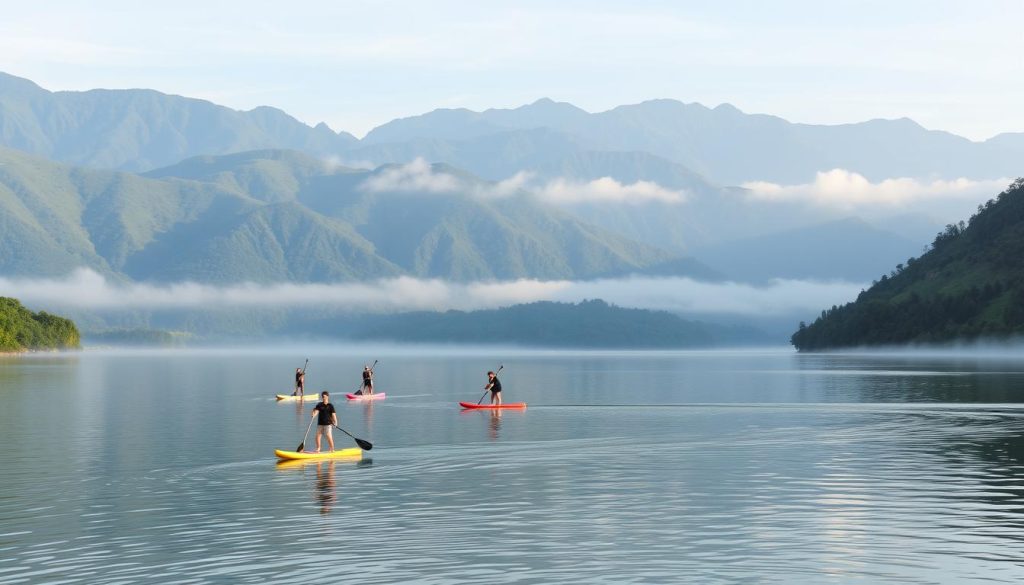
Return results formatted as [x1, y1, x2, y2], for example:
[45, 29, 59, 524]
[2, 349, 1024, 583]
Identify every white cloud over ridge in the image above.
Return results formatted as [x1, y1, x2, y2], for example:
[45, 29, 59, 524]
[359, 159, 687, 205]
[535, 177, 686, 205]
[743, 169, 1010, 209]
[0, 268, 862, 317]
[360, 158, 462, 193]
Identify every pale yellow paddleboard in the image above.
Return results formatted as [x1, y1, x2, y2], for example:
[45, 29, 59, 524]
[275, 393, 321, 401]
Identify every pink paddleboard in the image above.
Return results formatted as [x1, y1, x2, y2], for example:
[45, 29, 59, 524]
[346, 392, 386, 401]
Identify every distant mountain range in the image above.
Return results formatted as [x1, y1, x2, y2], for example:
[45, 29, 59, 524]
[357, 98, 1024, 184]
[691, 218, 922, 283]
[4, 72, 1021, 186]
[1, 71, 1016, 287]
[792, 179, 1024, 350]
[0, 72, 357, 172]
[0, 146, 708, 283]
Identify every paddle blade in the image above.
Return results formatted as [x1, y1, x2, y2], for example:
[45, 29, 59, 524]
[355, 437, 373, 451]
[295, 441, 305, 452]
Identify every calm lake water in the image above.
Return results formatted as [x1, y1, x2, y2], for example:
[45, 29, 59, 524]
[2, 346, 1024, 583]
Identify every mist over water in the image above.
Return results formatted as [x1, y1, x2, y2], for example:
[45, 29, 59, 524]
[0, 268, 863, 316]
[3, 346, 1024, 583]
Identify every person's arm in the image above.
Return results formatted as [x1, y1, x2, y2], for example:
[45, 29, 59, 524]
[331, 410, 338, 427]
[311, 404, 318, 418]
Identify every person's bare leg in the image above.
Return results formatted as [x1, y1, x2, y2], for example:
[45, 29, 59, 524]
[314, 428, 322, 453]
[326, 427, 335, 452]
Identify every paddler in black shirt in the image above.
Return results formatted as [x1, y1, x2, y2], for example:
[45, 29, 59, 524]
[294, 368, 305, 396]
[311, 391, 338, 452]
[360, 365, 374, 395]
[484, 371, 502, 406]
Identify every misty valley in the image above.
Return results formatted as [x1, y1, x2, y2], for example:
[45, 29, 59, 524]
[3, 8, 1024, 581]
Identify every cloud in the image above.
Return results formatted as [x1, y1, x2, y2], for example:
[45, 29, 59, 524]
[359, 159, 528, 197]
[358, 160, 685, 205]
[488, 171, 534, 197]
[534, 177, 687, 205]
[321, 155, 376, 171]
[742, 169, 1010, 209]
[359, 158, 463, 193]
[0, 268, 862, 317]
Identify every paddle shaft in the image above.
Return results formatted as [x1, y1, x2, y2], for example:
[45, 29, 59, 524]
[296, 416, 315, 452]
[477, 364, 504, 404]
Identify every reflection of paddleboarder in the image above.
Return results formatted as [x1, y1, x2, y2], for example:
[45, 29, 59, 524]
[315, 460, 337, 515]
[489, 409, 501, 440]
[362, 400, 375, 435]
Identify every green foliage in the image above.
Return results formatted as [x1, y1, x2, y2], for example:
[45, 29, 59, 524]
[0, 297, 80, 352]
[792, 178, 1024, 350]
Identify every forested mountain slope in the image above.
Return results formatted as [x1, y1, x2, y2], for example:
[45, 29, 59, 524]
[792, 179, 1024, 350]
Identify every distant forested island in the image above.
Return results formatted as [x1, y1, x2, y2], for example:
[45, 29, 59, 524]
[0, 297, 80, 352]
[349, 299, 765, 348]
[82, 328, 189, 347]
[792, 178, 1024, 351]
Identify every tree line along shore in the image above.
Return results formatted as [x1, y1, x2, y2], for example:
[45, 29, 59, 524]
[0, 297, 80, 353]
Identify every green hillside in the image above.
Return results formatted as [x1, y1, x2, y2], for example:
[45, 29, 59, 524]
[792, 178, 1024, 350]
[0, 147, 706, 283]
[144, 152, 691, 281]
[0, 297, 80, 352]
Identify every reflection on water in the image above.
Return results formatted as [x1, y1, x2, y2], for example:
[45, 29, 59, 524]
[489, 409, 501, 439]
[362, 400, 375, 436]
[276, 456, 367, 515]
[315, 461, 337, 514]
[4, 348, 1024, 583]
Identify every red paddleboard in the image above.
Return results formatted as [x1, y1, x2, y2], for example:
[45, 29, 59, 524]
[346, 392, 385, 401]
[459, 401, 526, 409]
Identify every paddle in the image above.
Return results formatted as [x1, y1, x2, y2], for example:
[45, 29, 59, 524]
[334, 425, 373, 450]
[477, 364, 504, 404]
[295, 415, 315, 452]
[354, 359, 378, 396]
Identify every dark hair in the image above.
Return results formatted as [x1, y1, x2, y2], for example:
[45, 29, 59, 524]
[487, 371, 495, 376]
[321, 391, 329, 397]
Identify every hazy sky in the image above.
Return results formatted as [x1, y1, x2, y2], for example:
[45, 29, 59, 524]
[1, 0, 1021, 139]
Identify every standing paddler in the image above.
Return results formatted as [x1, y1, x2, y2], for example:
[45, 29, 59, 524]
[484, 370, 502, 406]
[293, 358, 308, 396]
[360, 364, 374, 395]
[311, 391, 338, 452]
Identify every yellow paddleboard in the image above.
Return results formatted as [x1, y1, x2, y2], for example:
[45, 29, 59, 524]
[275, 393, 321, 401]
[274, 447, 362, 461]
